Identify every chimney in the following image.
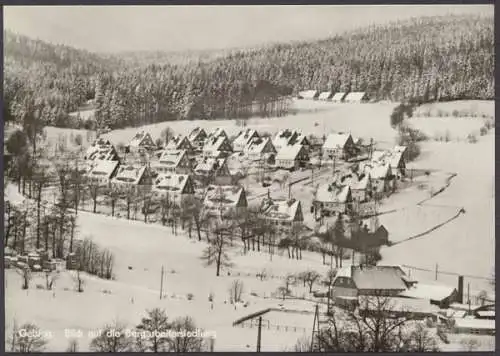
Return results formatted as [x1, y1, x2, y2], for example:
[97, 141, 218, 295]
[457, 275, 464, 303]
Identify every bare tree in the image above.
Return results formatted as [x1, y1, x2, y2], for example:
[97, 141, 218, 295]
[17, 266, 32, 290]
[201, 221, 233, 276]
[73, 270, 85, 293]
[10, 322, 48, 352]
[44, 270, 59, 290]
[89, 320, 134, 352]
[228, 279, 245, 303]
[135, 308, 170, 352]
[87, 182, 100, 214]
[167, 316, 205, 352]
[300, 270, 322, 293]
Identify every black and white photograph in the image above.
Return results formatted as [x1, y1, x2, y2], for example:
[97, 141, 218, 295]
[3, 4, 495, 352]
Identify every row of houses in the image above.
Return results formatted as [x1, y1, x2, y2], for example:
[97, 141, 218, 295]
[298, 90, 369, 103]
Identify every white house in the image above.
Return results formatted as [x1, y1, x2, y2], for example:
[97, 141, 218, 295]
[111, 164, 153, 192]
[371, 150, 406, 177]
[318, 91, 333, 101]
[275, 144, 309, 170]
[194, 157, 232, 185]
[202, 135, 233, 158]
[259, 198, 304, 234]
[154, 149, 192, 175]
[297, 90, 319, 100]
[86, 159, 120, 186]
[322, 132, 357, 161]
[152, 173, 195, 205]
[243, 137, 276, 161]
[127, 131, 156, 152]
[233, 129, 259, 152]
[313, 183, 353, 216]
[203, 184, 247, 218]
[188, 127, 208, 151]
[331, 92, 347, 103]
[344, 92, 369, 103]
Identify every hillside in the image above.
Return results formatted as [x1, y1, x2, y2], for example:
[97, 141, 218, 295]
[3, 14, 494, 131]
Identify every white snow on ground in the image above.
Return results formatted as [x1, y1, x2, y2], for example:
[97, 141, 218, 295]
[5, 99, 494, 351]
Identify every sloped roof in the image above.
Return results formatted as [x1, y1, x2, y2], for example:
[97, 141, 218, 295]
[344, 92, 368, 101]
[260, 198, 302, 222]
[157, 149, 187, 169]
[165, 135, 192, 150]
[203, 135, 231, 153]
[359, 296, 439, 314]
[273, 129, 302, 149]
[233, 129, 259, 150]
[371, 150, 404, 169]
[244, 137, 275, 156]
[194, 157, 227, 174]
[331, 92, 347, 101]
[188, 127, 207, 142]
[85, 138, 118, 161]
[323, 133, 352, 150]
[276, 144, 305, 161]
[204, 185, 245, 208]
[153, 173, 191, 193]
[318, 91, 333, 100]
[315, 183, 351, 203]
[112, 164, 148, 185]
[352, 265, 407, 290]
[399, 283, 457, 302]
[298, 90, 318, 99]
[206, 127, 227, 141]
[129, 131, 153, 147]
[339, 172, 371, 191]
[364, 163, 392, 180]
[87, 160, 119, 179]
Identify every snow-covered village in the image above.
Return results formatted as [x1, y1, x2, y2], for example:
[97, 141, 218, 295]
[3, 5, 496, 353]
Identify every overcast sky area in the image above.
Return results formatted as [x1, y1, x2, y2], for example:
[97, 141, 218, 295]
[4, 5, 493, 53]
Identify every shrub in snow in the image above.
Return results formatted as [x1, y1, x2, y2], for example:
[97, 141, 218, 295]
[467, 134, 478, 144]
[480, 126, 488, 136]
[36, 284, 45, 290]
[186, 293, 194, 301]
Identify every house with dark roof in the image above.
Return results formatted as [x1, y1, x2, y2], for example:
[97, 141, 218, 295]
[331, 265, 409, 306]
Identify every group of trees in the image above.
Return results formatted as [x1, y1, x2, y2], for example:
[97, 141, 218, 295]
[4, 14, 493, 131]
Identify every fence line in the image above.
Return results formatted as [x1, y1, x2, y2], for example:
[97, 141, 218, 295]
[237, 318, 308, 333]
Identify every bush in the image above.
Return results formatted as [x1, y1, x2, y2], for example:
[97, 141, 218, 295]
[186, 293, 194, 301]
[480, 126, 488, 136]
[467, 134, 478, 144]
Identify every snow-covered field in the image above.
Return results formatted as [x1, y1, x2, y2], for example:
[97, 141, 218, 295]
[5, 99, 495, 351]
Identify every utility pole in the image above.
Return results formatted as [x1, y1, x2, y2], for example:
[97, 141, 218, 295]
[310, 304, 321, 351]
[159, 265, 164, 300]
[435, 263, 438, 281]
[256, 316, 262, 352]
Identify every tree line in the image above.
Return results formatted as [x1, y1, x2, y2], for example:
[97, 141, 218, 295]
[4, 14, 493, 131]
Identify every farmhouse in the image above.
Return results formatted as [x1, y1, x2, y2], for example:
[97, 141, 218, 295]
[322, 133, 357, 161]
[275, 144, 309, 170]
[203, 184, 248, 218]
[243, 137, 276, 161]
[85, 159, 120, 186]
[233, 128, 260, 152]
[371, 150, 406, 177]
[84, 138, 120, 161]
[273, 129, 306, 151]
[331, 92, 347, 103]
[154, 149, 192, 174]
[111, 164, 153, 191]
[259, 198, 304, 234]
[206, 127, 228, 141]
[202, 135, 233, 159]
[165, 135, 194, 155]
[344, 92, 369, 103]
[314, 182, 353, 216]
[361, 162, 393, 193]
[188, 127, 208, 151]
[318, 91, 333, 101]
[338, 172, 373, 203]
[152, 173, 195, 205]
[331, 265, 408, 306]
[194, 157, 232, 185]
[297, 90, 319, 100]
[127, 131, 156, 152]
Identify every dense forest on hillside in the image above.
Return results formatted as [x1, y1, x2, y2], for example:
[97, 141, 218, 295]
[3, 14, 494, 131]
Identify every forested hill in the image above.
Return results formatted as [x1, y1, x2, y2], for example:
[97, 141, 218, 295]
[3, 14, 494, 131]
